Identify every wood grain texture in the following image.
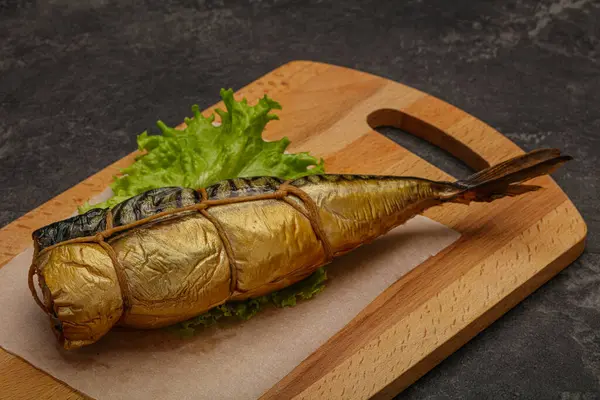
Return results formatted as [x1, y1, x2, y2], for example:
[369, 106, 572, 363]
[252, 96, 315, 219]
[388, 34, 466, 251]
[0, 61, 587, 399]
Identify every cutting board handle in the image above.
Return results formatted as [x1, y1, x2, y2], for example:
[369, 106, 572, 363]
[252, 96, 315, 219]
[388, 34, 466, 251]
[365, 95, 525, 172]
[367, 108, 490, 171]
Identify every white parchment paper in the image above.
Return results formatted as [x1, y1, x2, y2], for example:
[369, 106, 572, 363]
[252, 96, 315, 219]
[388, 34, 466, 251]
[0, 188, 460, 400]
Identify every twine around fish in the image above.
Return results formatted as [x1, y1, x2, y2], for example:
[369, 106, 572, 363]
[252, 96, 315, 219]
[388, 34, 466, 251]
[28, 181, 334, 328]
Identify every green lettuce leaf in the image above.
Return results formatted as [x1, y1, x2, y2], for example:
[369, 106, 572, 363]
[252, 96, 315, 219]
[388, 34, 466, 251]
[79, 88, 324, 212]
[174, 268, 327, 337]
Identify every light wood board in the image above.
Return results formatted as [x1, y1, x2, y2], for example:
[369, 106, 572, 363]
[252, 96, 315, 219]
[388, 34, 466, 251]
[0, 61, 587, 399]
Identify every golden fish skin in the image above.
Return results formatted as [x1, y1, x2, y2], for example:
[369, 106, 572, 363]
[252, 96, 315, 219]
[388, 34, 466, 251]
[33, 175, 441, 349]
[207, 199, 327, 300]
[292, 175, 441, 255]
[31, 148, 570, 349]
[38, 243, 123, 350]
[109, 213, 231, 329]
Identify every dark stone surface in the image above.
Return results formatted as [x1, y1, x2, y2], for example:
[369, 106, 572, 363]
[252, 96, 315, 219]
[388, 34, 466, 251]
[1, 0, 598, 398]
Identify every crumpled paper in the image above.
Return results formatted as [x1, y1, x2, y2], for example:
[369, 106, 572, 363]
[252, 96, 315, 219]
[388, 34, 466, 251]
[0, 189, 459, 400]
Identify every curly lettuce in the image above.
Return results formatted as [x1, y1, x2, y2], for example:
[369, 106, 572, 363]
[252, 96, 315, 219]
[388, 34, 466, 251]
[80, 88, 324, 212]
[79, 88, 328, 334]
[174, 268, 327, 337]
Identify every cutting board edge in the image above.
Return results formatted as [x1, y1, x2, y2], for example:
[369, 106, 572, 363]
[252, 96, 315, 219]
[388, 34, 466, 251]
[261, 197, 587, 400]
[0, 60, 588, 400]
[372, 233, 587, 400]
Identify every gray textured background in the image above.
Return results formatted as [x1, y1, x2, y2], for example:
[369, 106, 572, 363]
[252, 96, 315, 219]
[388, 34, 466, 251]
[1, 0, 599, 398]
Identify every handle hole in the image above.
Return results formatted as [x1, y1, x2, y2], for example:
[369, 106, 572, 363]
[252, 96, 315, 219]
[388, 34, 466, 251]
[368, 109, 489, 179]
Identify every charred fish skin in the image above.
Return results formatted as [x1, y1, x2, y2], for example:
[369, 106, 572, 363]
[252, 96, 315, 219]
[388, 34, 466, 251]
[30, 175, 384, 250]
[206, 176, 284, 200]
[31, 187, 201, 250]
[31, 178, 288, 252]
[111, 187, 200, 227]
[32, 208, 109, 250]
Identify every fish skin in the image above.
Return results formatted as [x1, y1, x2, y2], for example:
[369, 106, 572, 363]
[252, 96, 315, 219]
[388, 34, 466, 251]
[32, 208, 108, 250]
[33, 174, 446, 349]
[30, 148, 571, 349]
[206, 176, 284, 200]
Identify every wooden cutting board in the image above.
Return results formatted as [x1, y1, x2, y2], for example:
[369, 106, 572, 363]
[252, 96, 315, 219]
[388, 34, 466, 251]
[0, 61, 587, 399]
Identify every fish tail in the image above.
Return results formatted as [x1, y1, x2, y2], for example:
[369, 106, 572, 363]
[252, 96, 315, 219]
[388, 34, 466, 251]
[438, 148, 572, 204]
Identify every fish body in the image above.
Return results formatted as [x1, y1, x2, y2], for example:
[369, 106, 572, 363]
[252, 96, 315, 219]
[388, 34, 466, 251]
[29, 149, 571, 349]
